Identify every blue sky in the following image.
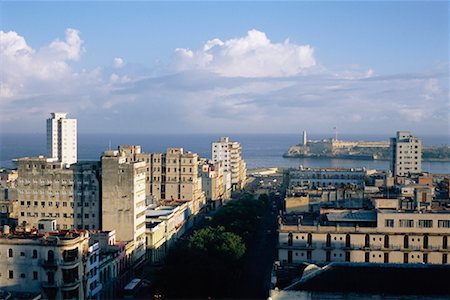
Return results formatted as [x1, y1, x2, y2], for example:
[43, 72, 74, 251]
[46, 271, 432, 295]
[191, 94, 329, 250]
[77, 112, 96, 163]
[1, 1, 448, 135]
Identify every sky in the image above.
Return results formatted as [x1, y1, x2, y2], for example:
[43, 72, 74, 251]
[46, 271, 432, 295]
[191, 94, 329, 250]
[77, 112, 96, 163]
[0, 1, 449, 135]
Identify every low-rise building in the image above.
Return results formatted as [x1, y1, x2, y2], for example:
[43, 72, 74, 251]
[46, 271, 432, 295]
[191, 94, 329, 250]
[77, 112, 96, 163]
[0, 224, 90, 299]
[289, 167, 366, 189]
[278, 210, 450, 265]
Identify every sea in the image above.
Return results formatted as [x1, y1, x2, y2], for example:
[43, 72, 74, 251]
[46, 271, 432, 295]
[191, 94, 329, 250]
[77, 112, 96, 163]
[1, 133, 449, 174]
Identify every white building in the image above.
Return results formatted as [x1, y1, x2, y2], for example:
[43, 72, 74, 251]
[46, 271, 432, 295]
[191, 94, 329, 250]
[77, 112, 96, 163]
[47, 112, 77, 165]
[289, 167, 366, 189]
[0, 227, 90, 299]
[278, 210, 450, 265]
[390, 131, 422, 177]
[212, 137, 247, 190]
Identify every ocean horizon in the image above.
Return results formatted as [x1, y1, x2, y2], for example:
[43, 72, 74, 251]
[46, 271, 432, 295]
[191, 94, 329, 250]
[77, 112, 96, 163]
[1, 133, 449, 173]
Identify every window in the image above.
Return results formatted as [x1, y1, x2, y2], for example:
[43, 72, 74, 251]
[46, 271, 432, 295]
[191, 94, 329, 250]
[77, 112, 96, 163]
[404, 253, 409, 263]
[385, 219, 394, 228]
[438, 220, 450, 228]
[9, 270, 13, 279]
[33, 271, 38, 280]
[20, 273, 26, 278]
[20, 252, 25, 257]
[32, 250, 38, 258]
[423, 253, 428, 264]
[399, 219, 414, 228]
[418, 220, 433, 228]
[384, 253, 389, 263]
[443, 254, 448, 264]
[443, 236, 448, 249]
[364, 252, 370, 262]
[8, 248, 13, 257]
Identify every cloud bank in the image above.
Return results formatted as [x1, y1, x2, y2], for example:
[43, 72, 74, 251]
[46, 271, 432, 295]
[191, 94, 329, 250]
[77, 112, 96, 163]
[0, 28, 448, 136]
[171, 29, 316, 77]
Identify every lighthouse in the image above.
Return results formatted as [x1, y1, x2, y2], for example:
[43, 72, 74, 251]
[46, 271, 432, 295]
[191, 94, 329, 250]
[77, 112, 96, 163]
[302, 130, 307, 146]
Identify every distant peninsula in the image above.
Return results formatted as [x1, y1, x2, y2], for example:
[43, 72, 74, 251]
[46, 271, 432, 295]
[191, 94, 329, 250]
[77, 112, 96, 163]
[283, 132, 450, 162]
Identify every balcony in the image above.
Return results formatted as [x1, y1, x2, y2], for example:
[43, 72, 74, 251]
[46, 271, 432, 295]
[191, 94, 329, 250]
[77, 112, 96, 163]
[40, 259, 58, 269]
[61, 279, 81, 291]
[41, 281, 58, 288]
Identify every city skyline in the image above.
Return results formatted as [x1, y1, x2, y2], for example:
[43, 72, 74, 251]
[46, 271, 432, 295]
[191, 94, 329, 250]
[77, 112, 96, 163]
[1, 1, 448, 135]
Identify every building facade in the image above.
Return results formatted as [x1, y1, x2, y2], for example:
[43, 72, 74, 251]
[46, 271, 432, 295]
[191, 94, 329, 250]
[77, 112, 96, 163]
[212, 137, 247, 190]
[390, 131, 422, 177]
[289, 167, 366, 189]
[279, 211, 450, 265]
[200, 159, 226, 206]
[47, 112, 77, 165]
[101, 150, 147, 254]
[0, 229, 90, 299]
[16, 157, 101, 230]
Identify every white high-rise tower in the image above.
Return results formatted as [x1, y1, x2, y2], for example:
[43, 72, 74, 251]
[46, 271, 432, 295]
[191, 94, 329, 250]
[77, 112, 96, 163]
[47, 112, 77, 165]
[390, 131, 422, 177]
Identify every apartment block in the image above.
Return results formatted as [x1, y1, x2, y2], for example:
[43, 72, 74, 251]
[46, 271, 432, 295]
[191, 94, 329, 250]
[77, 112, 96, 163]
[199, 159, 227, 206]
[149, 148, 205, 207]
[101, 150, 147, 260]
[390, 131, 422, 177]
[289, 167, 366, 189]
[16, 157, 101, 230]
[0, 227, 90, 299]
[278, 210, 450, 265]
[212, 137, 247, 190]
[47, 112, 77, 165]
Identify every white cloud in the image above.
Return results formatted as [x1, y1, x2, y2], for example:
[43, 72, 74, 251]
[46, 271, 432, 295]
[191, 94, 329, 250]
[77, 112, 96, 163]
[0, 28, 86, 100]
[113, 57, 125, 68]
[171, 29, 316, 78]
[0, 28, 447, 135]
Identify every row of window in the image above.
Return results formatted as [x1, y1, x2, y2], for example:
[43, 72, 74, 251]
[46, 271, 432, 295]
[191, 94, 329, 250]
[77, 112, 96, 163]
[20, 212, 74, 219]
[386, 219, 450, 228]
[286, 233, 448, 249]
[20, 200, 73, 207]
[285, 251, 447, 265]
[6, 270, 39, 280]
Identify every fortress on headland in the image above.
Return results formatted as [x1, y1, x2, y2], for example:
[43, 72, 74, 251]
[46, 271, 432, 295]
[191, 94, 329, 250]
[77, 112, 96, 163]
[283, 131, 449, 162]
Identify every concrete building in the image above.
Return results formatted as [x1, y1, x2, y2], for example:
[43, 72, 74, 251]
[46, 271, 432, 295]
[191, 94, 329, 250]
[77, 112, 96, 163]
[16, 157, 101, 230]
[101, 150, 146, 247]
[200, 159, 227, 207]
[145, 202, 193, 264]
[149, 148, 205, 208]
[47, 112, 77, 165]
[212, 137, 247, 190]
[390, 131, 422, 177]
[278, 210, 450, 265]
[0, 226, 90, 299]
[289, 167, 366, 189]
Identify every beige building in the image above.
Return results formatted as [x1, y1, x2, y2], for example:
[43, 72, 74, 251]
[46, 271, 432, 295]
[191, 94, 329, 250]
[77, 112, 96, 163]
[16, 157, 101, 230]
[390, 131, 422, 177]
[0, 227, 90, 299]
[212, 137, 247, 190]
[149, 148, 205, 208]
[200, 159, 227, 206]
[279, 210, 450, 265]
[101, 150, 147, 260]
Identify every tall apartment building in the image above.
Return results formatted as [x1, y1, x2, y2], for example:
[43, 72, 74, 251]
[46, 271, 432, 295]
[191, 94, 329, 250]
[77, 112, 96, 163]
[16, 157, 101, 230]
[390, 131, 422, 177]
[101, 150, 147, 254]
[212, 137, 247, 190]
[199, 159, 226, 206]
[47, 112, 77, 165]
[149, 148, 205, 206]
